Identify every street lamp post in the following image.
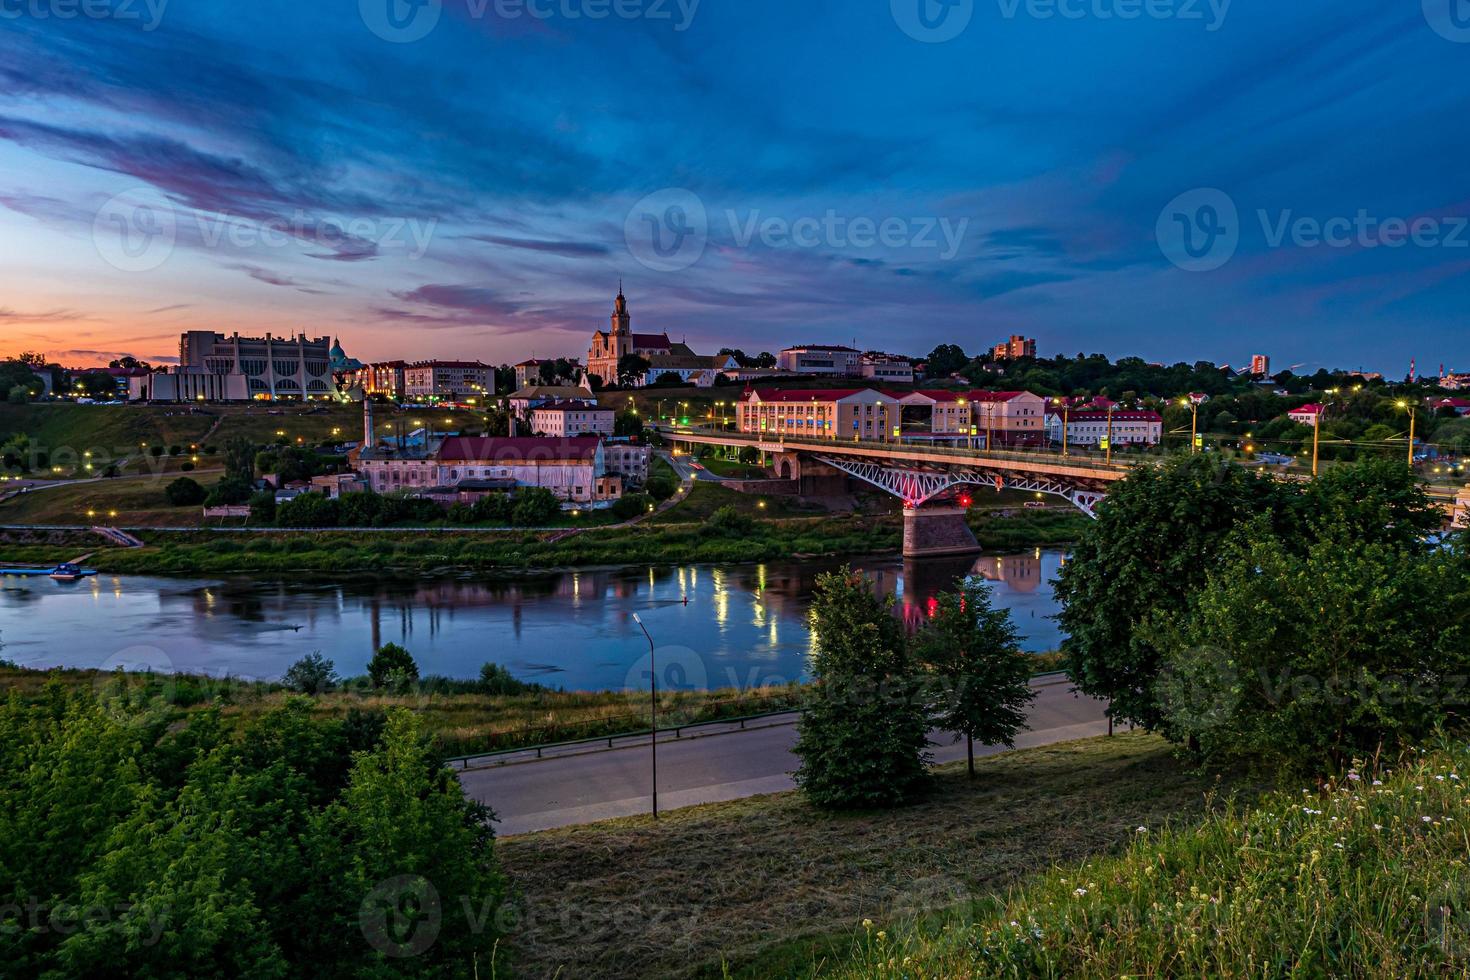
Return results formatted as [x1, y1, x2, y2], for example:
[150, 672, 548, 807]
[1052, 398, 1071, 457]
[1397, 400, 1417, 470]
[1179, 397, 1200, 454]
[1105, 404, 1115, 466]
[631, 613, 658, 819]
[1312, 388, 1338, 479]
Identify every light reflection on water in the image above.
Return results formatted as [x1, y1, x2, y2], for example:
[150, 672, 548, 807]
[4, 552, 1068, 691]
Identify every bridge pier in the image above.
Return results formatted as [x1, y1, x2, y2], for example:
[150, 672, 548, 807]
[902, 505, 981, 559]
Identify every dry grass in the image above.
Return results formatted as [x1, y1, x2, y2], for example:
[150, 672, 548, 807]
[497, 733, 1251, 980]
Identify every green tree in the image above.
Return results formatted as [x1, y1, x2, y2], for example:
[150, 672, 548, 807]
[925, 344, 969, 378]
[616, 354, 651, 387]
[284, 652, 339, 695]
[705, 504, 754, 537]
[614, 410, 644, 438]
[1055, 455, 1295, 730]
[205, 477, 254, 507]
[793, 567, 931, 809]
[511, 487, 560, 526]
[366, 643, 419, 690]
[912, 580, 1036, 777]
[1154, 525, 1470, 772]
[223, 436, 256, 484]
[164, 476, 207, 507]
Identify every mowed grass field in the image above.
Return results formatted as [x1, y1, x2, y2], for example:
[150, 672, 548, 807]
[0, 402, 486, 475]
[497, 733, 1251, 980]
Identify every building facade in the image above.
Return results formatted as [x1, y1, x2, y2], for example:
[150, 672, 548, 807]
[1249, 354, 1271, 376]
[1288, 404, 1324, 425]
[992, 335, 1038, 361]
[529, 402, 616, 437]
[507, 385, 597, 420]
[1045, 410, 1163, 447]
[128, 369, 250, 403]
[777, 345, 862, 377]
[404, 361, 493, 402]
[739, 388, 899, 441]
[178, 331, 334, 399]
[860, 356, 915, 384]
[353, 436, 606, 503]
[603, 443, 653, 486]
[587, 288, 694, 386]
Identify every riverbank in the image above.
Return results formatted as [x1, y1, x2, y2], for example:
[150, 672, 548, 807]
[0, 507, 1087, 575]
[1, 656, 1066, 759]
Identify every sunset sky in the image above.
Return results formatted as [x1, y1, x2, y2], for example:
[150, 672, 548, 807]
[2, 1, 1468, 373]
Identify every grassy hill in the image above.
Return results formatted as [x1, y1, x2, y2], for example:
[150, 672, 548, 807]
[498, 733, 1251, 979]
[826, 742, 1470, 978]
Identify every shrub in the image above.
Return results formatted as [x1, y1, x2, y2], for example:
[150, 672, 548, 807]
[645, 472, 678, 501]
[367, 643, 419, 690]
[276, 493, 339, 528]
[512, 487, 560, 526]
[611, 493, 654, 520]
[282, 652, 338, 695]
[705, 505, 754, 537]
[179, 462, 195, 472]
[478, 662, 543, 696]
[248, 490, 277, 523]
[164, 476, 207, 507]
[205, 477, 254, 507]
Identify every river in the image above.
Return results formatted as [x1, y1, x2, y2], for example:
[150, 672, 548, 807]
[3, 551, 1067, 692]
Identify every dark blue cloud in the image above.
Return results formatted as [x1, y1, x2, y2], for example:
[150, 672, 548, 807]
[0, 0, 1467, 370]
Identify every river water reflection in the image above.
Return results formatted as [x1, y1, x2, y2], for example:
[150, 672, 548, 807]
[5, 551, 1067, 691]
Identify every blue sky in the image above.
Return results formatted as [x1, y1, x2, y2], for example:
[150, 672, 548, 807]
[1, 0, 1467, 374]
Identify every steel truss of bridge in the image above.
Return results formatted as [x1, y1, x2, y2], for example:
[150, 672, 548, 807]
[660, 425, 1127, 519]
[814, 456, 1109, 518]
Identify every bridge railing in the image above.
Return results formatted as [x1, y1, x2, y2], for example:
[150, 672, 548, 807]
[656, 424, 1142, 474]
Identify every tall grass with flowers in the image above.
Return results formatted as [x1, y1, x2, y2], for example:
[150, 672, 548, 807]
[830, 742, 1470, 977]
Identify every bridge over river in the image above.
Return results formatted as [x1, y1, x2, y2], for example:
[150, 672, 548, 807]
[658, 425, 1467, 558]
[659, 425, 1133, 557]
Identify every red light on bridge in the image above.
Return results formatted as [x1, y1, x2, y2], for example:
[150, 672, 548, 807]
[958, 494, 973, 509]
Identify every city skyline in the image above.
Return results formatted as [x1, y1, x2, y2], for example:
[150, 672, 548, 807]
[3, 2, 1469, 373]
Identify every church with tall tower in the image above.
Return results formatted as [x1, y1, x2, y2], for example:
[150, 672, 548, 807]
[586, 284, 686, 386]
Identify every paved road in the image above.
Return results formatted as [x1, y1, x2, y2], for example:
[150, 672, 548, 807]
[460, 676, 1109, 836]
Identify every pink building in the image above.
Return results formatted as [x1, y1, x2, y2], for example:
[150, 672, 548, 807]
[353, 436, 606, 503]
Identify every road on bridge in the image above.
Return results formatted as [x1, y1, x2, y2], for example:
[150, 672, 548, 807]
[459, 675, 1109, 836]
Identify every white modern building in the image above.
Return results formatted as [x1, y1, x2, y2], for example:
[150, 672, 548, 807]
[1045, 410, 1163, 447]
[861, 356, 916, 384]
[777, 345, 863, 377]
[178, 331, 335, 400]
[129, 369, 250, 403]
[529, 401, 616, 437]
